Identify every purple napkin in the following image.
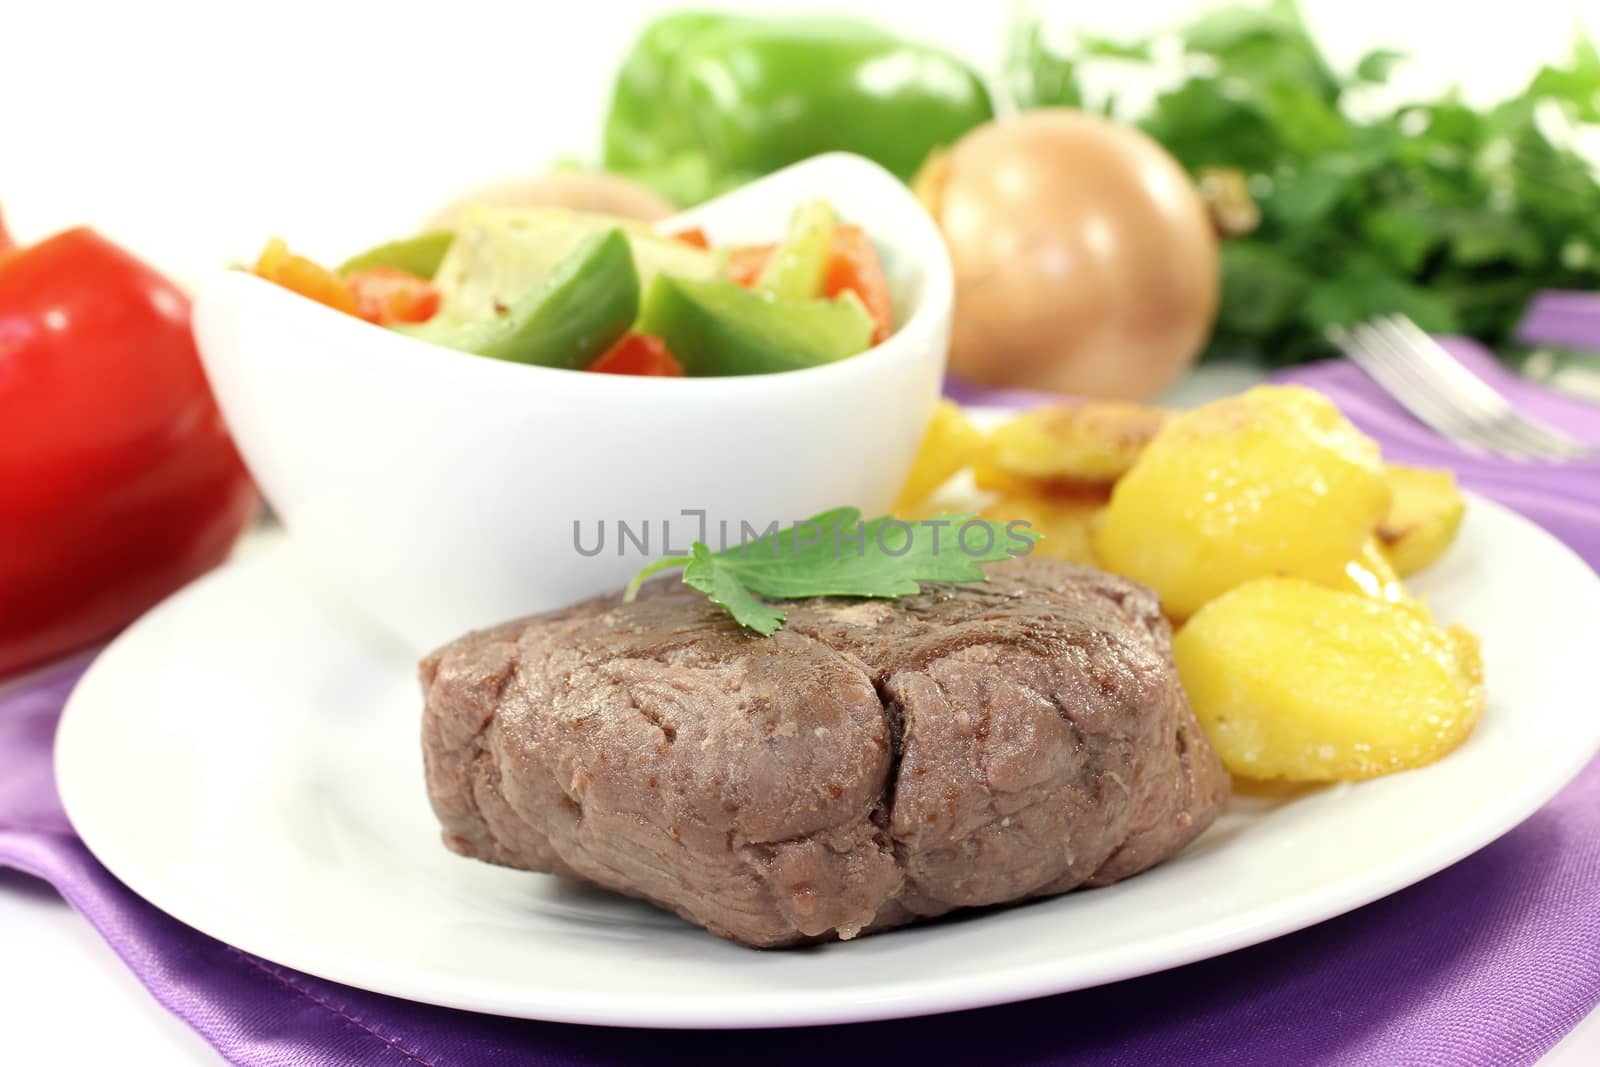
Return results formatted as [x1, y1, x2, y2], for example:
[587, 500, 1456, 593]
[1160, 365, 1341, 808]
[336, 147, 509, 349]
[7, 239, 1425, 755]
[4, 344, 1600, 1066]
[1518, 290, 1600, 352]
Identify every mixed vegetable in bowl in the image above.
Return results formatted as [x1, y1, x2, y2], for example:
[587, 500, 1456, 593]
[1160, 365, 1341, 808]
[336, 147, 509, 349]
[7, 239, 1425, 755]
[250, 198, 895, 378]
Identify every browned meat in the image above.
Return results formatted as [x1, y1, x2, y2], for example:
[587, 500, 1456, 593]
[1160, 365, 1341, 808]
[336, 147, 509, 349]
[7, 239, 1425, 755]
[420, 558, 1229, 948]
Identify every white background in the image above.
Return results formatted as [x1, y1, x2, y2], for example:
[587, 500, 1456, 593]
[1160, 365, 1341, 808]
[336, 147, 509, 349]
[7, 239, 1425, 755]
[5, 0, 1599, 274]
[5, 1, 1600, 1061]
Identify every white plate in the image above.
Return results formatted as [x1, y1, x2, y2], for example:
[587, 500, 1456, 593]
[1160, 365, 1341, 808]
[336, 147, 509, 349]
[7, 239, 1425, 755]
[56, 494, 1600, 1029]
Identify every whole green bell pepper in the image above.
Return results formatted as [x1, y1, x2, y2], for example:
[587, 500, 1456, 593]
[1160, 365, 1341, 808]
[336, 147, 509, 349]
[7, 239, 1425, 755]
[604, 13, 994, 206]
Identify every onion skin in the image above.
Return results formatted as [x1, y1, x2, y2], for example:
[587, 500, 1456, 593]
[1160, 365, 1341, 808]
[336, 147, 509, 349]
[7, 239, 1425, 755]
[426, 171, 675, 230]
[925, 110, 1219, 401]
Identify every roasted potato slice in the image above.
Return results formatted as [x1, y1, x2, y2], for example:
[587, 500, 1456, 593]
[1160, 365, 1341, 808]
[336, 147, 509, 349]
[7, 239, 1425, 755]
[1378, 464, 1466, 577]
[972, 402, 1168, 495]
[1174, 578, 1484, 781]
[893, 401, 986, 517]
[978, 491, 1105, 566]
[1095, 386, 1391, 619]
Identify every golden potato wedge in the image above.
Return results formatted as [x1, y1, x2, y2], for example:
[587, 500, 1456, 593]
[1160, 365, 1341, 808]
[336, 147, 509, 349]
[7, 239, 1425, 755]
[972, 402, 1168, 495]
[1173, 578, 1484, 781]
[978, 491, 1105, 566]
[892, 401, 986, 517]
[1094, 385, 1390, 619]
[1378, 464, 1466, 577]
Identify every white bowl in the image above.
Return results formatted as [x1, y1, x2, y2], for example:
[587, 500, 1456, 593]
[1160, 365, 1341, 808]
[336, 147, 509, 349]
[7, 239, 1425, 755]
[193, 154, 952, 653]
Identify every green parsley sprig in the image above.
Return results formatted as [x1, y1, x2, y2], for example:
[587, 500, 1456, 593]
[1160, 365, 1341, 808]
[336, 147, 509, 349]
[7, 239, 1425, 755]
[1008, 0, 1600, 366]
[625, 507, 1039, 635]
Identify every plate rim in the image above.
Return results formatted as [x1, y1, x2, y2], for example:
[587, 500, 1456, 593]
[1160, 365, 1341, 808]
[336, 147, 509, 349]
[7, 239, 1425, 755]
[54, 493, 1600, 1029]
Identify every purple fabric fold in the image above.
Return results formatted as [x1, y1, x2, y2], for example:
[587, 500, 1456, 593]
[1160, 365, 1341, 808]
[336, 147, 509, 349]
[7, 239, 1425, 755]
[4, 340, 1600, 1066]
[1518, 290, 1600, 352]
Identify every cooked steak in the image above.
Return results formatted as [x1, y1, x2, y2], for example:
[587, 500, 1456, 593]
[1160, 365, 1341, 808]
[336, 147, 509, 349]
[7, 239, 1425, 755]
[420, 558, 1229, 948]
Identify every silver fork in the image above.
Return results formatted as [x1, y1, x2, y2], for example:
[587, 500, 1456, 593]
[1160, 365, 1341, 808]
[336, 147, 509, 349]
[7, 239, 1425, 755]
[1328, 314, 1595, 461]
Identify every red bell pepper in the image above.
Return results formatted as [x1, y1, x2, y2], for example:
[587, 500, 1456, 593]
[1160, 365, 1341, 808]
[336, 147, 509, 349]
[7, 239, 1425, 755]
[0, 224, 259, 677]
[587, 332, 685, 376]
[345, 266, 441, 325]
[724, 224, 893, 342]
[823, 225, 893, 344]
[253, 240, 439, 326]
[726, 242, 773, 288]
[669, 227, 711, 250]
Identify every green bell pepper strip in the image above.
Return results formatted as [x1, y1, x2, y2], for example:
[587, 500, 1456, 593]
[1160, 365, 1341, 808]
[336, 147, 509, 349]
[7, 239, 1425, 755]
[407, 228, 638, 369]
[638, 275, 875, 377]
[337, 230, 456, 280]
[604, 13, 994, 206]
[757, 199, 836, 300]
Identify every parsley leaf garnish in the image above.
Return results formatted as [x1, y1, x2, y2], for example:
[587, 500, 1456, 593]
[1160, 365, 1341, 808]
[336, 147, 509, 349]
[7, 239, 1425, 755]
[624, 508, 1039, 635]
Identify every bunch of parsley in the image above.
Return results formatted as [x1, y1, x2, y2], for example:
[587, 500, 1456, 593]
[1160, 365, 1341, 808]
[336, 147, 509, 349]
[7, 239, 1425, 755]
[1008, 0, 1600, 366]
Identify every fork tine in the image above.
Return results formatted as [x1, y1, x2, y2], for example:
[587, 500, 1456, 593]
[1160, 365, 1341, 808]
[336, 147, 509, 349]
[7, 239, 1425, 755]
[1360, 319, 1540, 458]
[1338, 337, 1499, 456]
[1375, 315, 1569, 458]
[1378, 316, 1594, 461]
[1485, 407, 1594, 461]
[1330, 325, 1446, 433]
[1337, 323, 1524, 457]
[1378, 316, 1508, 413]
[1362, 318, 1588, 460]
[1339, 324, 1458, 435]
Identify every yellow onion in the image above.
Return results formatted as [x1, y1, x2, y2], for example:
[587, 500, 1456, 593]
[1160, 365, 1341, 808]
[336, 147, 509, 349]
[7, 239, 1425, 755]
[918, 110, 1219, 401]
